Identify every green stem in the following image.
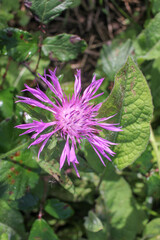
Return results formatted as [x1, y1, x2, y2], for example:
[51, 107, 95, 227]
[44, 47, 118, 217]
[150, 126, 160, 174]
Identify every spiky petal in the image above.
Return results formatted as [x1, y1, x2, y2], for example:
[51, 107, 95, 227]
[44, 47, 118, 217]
[15, 69, 122, 177]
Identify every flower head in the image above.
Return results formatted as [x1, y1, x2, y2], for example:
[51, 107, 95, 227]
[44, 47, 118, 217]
[15, 69, 122, 177]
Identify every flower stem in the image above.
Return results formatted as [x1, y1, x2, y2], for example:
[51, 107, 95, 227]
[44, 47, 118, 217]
[150, 126, 160, 174]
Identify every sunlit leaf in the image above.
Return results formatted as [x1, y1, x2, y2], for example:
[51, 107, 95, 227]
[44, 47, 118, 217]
[96, 39, 132, 81]
[134, 12, 160, 63]
[98, 57, 153, 169]
[28, 0, 77, 24]
[84, 210, 103, 232]
[42, 34, 87, 61]
[0, 28, 38, 62]
[143, 218, 160, 240]
[28, 218, 58, 240]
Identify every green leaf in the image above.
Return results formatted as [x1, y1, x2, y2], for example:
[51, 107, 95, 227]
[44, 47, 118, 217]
[96, 39, 132, 81]
[0, 149, 39, 200]
[99, 165, 147, 240]
[147, 174, 160, 200]
[0, 88, 14, 119]
[143, 218, 160, 240]
[42, 34, 87, 61]
[98, 57, 153, 169]
[149, 58, 160, 109]
[0, 199, 25, 237]
[151, 0, 160, 15]
[131, 145, 153, 174]
[84, 211, 103, 232]
[34, 140, 75, 194]
[29, 0, 77, 24]
[0, 118, 24, 154]
[28, 218, 58, 240]
[0, 223, 21, 240]
[0, 28, 38, 62]
[45, 199, 74, 219]
[134, 13, 160, 63]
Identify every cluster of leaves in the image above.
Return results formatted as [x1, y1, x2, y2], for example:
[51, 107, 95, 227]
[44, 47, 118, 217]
[0, 0, 160, 239]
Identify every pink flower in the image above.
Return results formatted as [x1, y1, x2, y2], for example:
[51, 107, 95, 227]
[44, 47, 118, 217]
[15, 69, 122, 177]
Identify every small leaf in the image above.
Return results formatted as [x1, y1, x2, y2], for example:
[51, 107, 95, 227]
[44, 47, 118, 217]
[134, 12, 160, 63]
[84, 210, 103, 232]
[98, 57, 153, 169]
[143, 218, 160, 240]
[28, 218, 58, 240]
[29, 0, 77, 24]
[96, 39, 132, 81]
[0, 28, 38, 62]
[45, 199, 74, 219]
[42, 34, 87, 61]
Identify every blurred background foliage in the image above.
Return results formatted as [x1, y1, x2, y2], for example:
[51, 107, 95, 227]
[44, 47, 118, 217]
[0, 0, 160, 239]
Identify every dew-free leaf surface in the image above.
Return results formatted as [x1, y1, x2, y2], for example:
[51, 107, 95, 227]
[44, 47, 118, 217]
[0, 28, 38, 62]
[98, 57, 153, 169]
[42, 34, 87, 61]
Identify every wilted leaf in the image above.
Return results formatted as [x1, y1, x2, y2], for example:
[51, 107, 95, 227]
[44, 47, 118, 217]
[28, 218, 58, 240]
[98, 57, 153, 169]
[0, 28, 38, 62]
[45, 199, 74, 219]
[42, 34, 87, 61]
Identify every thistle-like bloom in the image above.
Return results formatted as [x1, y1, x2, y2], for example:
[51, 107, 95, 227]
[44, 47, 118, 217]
[15, 69, 122, 177]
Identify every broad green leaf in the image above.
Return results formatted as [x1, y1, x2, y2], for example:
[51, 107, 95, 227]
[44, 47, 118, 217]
[99, 165, 147, 240]
[0, 223, 21, 240]
[96, 39, 132, 82]
[0, 200, 25, 237]
[143, 218, 160, 240]
[147, 174, 160, 200]
[0, 28, 38, 62]
[42, 34, 87, 61]
[134, 12, 160, 63]
[45, 199, 74, 219]
[84, 211, 103, 232]
[98, 57, 153, 169]
[0, 149, 39, 200]
[28, 218, 58, 240]
[29, 0, 77, 24]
